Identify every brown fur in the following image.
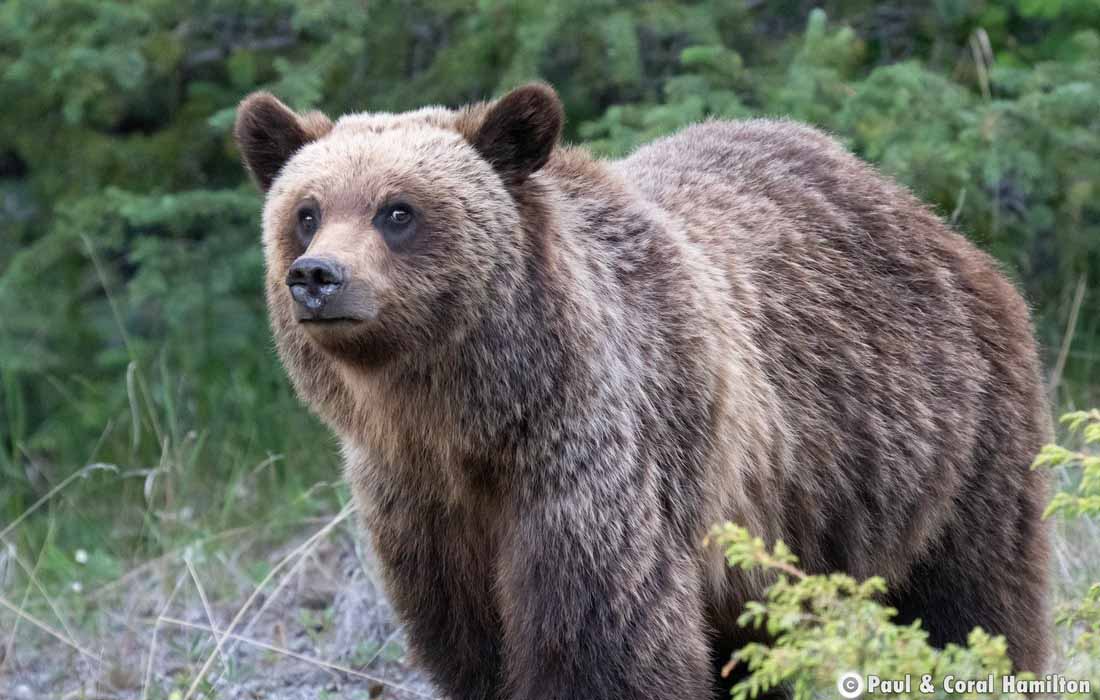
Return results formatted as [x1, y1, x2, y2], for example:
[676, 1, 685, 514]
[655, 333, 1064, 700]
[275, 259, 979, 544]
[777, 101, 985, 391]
[235, 84, 1052, 699]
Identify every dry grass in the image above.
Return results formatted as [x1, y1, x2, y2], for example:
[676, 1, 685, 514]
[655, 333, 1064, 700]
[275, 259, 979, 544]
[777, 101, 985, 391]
[0, 467, 433, 700]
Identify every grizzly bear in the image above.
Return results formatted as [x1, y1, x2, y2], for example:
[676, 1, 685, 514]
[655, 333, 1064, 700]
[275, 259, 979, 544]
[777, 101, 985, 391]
[234, 83, 1051, 699]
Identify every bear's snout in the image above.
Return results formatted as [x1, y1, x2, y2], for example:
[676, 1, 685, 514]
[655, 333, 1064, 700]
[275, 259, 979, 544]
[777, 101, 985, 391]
[286, 256, 349, 320]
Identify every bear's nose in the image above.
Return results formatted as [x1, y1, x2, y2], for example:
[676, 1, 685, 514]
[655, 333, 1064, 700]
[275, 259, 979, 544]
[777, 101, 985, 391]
[286, 257, 345, 311]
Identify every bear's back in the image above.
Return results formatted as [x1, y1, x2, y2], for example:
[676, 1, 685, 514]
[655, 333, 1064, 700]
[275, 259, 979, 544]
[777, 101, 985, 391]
[613, 119, 1049, 583]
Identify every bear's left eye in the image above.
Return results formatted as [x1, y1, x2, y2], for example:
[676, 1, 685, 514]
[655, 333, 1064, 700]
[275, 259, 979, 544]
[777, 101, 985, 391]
[374, 203, 418, 249]
[295, 201, 321, 246]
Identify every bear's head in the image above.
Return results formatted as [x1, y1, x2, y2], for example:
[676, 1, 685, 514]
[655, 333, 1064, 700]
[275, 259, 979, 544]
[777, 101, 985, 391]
[234, 84, 563, 368]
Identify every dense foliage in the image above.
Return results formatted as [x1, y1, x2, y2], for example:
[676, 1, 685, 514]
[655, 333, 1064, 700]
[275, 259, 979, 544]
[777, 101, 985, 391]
[1, 1, 1098, 541]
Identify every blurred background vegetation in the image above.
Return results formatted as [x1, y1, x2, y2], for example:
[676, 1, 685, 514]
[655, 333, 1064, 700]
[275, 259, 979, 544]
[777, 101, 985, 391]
[1, 0, 1098, 591]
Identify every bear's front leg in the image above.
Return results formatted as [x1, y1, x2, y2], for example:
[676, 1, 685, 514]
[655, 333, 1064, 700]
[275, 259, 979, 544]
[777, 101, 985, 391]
[364, 490, 506, 700]
[495, 474, 713, 700]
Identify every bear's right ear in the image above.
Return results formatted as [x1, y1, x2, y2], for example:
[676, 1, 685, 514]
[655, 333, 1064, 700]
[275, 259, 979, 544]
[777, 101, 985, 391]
[234, 92, 332, 192]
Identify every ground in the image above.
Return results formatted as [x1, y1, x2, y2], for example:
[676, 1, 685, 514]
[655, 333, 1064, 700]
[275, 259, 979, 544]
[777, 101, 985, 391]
[0, 511, 434, 700]
[1, 467, 1096, 699]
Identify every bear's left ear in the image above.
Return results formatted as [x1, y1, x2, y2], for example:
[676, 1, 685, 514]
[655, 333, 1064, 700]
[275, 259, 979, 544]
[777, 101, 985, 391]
[234, 92, 332, 192]
[471, 83, 563, 186]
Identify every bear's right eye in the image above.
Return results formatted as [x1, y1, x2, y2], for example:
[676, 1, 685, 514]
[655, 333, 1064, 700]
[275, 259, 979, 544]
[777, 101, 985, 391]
[296, 202, 321, 246]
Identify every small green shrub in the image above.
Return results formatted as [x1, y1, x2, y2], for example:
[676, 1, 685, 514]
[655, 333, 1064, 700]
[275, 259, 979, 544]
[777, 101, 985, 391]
[710, 524, 1027, 700]
[1033, 410, 1100, 669]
